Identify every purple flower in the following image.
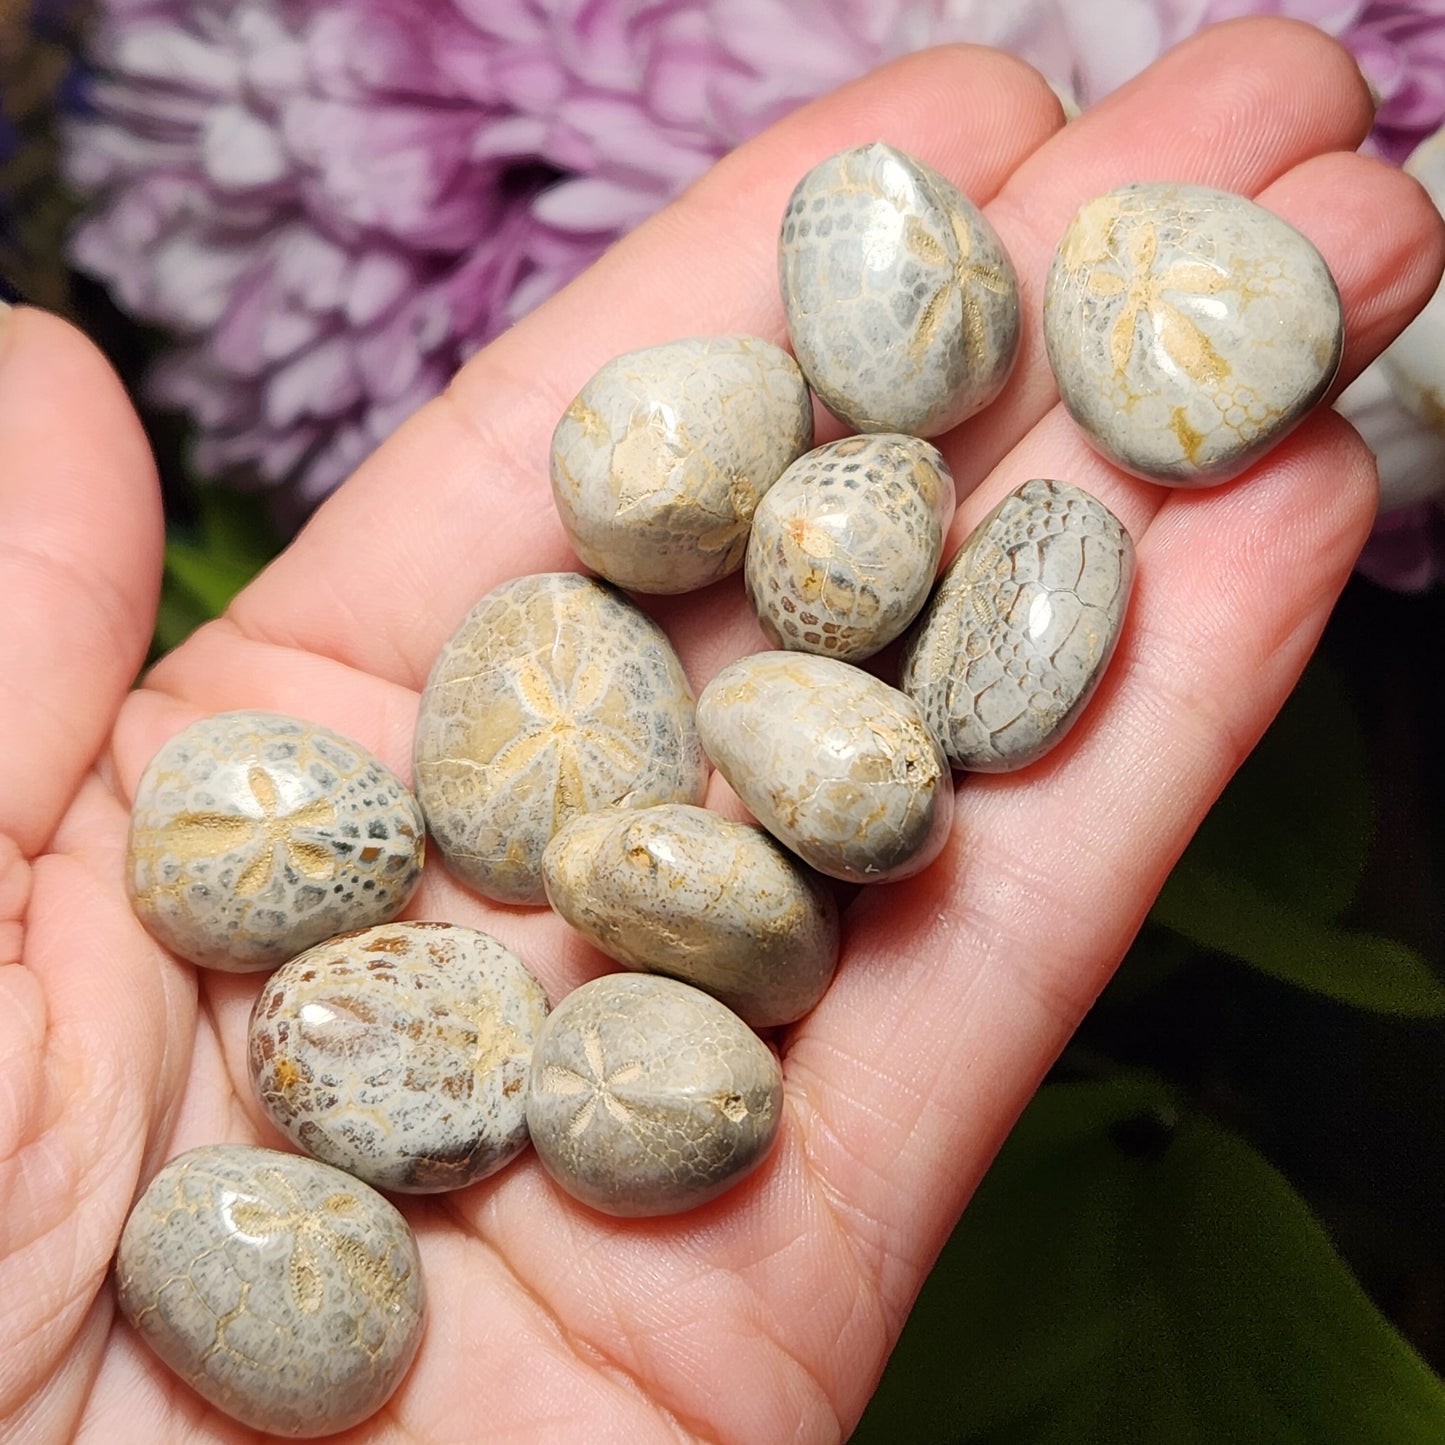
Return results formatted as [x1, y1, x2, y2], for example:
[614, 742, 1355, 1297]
[66, 0, 1205, 514]
[64, 0, 1445, 554]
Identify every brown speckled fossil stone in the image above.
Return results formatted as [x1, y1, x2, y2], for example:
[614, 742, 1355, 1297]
[900, 479, 1134, 772]
[114, 1143, 425, 1438]
[413, 573, 708, 905]
[526, 973, 782, 1217]
[550, 334, 813, 593]
[126, 711, 424, 972]
[779, 141, 1019, 437]
[249, 922, 550, 1192]
[697, 651, 953, 884]
[745, 433, 956, 661]
[542, 804, 839, 1027]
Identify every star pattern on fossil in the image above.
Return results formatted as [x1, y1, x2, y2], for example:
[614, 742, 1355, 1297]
[492, 638, 645, 819]
[225, 1172, 407, 1316]
[158, 765, 338, 896]
[904, 210, 1013, 371]
[1086, 219, 1231, 388]
[540, 1025, 645, 1141]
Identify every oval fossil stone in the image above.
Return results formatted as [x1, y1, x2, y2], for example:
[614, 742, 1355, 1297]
[900, 479, 1134, 772]
[697, 652, 953, 884]
[1043, 182, 1343, 486]
[779, 141, 1020, 437]
[542, 804, 840, 1027]
[414, 573, 708, 905]
[126, 710, 424, 972]
[115, 1143, 425, 1437]
[526, 973, 782, 1216]
[550, 334, 814, 593]
[744, 433, 956, 661]
[249, 922, 550, 1192]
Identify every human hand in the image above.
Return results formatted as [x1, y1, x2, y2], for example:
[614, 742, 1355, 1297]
[5, 18, 1441, 1442]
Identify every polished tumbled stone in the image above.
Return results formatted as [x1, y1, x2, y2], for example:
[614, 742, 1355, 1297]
[414, 573, 708, 905]
[1044, 181, 1343, 486]
[900, 479, 1134, 772]
[115, 1143, 425, 1438]
[526, 973, 782, 1217]
[249, 922, 550, 1192]
[543, 804, 839, 1028]
[779, 141, 1020, 437]
[550, 334, 814, 593]
[1379, 128, 1445, 435]
[697, 651, 953, 884]
[127, 711, 424, 972]
[745, 434, 956, 661]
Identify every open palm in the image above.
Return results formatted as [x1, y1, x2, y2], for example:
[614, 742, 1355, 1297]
[5, 21, 1441, 1444]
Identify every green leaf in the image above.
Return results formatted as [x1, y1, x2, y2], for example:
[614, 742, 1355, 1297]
[1150, 658, 1444, 1014]
[1177, 657, 1373, 920]
[1154, 860, 1445, 1016]
[154, 488, 280, 654]
[852, 1080, 1445, 1445]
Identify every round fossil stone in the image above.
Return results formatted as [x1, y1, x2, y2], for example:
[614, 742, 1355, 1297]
[744, 433, 956, 661]
[900, 479, 1134, 772]
[414, 572, 708, 905]
[697, 651, 953, 884]
[126, 711, 425, 972]
[542, 804, 840, 1028]
[526, 973, 783, 1217]
[779, 140, 1020, 437]
[550, 334, 814, 593]
[249, 922, 550, 1193]
[115, 1143, 426, 1438]
[1043, 181, 1343, 486]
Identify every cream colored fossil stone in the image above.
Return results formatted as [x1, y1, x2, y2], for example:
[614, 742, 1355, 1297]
[744, 433, 955, 661]
[550, 334, 813, 593]
[542, 804, 839, 1027]
[526, 973, 782, 1217]
[1044, 182, 1343, 485]
[696, 651, 953, 884]
[1379, 128, 1445, 437]
[900, 479, 1134, 771]
[115, 1144, 425, 1437]
[779, 141, 1020, 437]
[126, 711, 424, 972]
[413, 573, 708, 905]
[249, 922, 550, 1192]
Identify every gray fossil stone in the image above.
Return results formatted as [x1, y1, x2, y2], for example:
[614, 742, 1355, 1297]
[542, 804, 839, 1027]
[900, 479, 1134, 771]
[744, 433, 955, 661]
[1043, 181, 1343, 485]
[414, 573, 708, 905]
[550, 334, 813, 593]
[697, 651, 953, 884]
[249, 922, 550, 1192]
[114, 1143, 425, 1437]
[126, 711, 424, 972]
[526, 973, 782, 1216]
[779, 141, 1019, 437]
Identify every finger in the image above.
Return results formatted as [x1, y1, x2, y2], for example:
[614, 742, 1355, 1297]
[0, 308, 162, 860]
[226, 19, 1374, 695]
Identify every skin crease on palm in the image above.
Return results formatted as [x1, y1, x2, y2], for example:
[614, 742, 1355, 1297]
[1, 17, 1442, 1445]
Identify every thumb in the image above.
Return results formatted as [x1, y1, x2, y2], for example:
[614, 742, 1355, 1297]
[0, 305, 162, 859]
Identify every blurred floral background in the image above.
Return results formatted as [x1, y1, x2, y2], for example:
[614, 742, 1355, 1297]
[13, 0, 1445, 1438]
